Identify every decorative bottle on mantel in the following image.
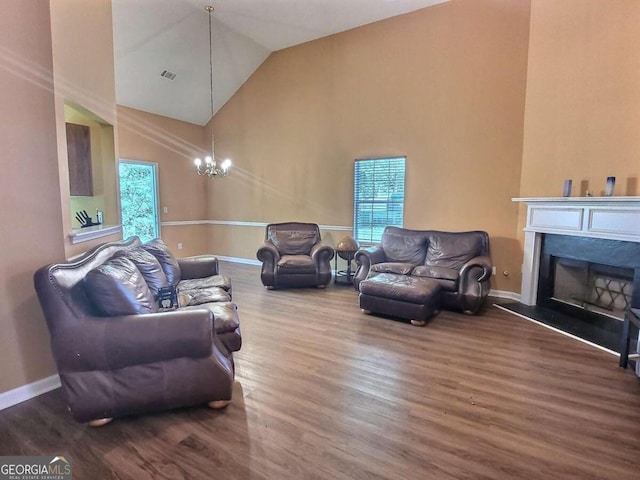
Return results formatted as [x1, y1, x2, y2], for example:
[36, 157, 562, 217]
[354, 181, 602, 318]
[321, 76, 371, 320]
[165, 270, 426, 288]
[605, 177, 615, 197]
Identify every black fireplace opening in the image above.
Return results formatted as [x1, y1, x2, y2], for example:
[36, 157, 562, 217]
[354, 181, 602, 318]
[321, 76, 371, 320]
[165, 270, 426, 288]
[499, 234, 640, 352]
[534, 234, 640, 351]
[541, 257, 634, 320]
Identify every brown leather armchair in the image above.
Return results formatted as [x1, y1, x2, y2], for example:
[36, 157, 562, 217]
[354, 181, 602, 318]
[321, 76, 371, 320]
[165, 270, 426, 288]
[354, 227, 492, 314]
[257, 222, 334, 288]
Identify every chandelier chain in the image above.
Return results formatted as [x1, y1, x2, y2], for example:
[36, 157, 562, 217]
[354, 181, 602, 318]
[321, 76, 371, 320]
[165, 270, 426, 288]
[207, 6, 215, 159]
[193, 5, 232, 178]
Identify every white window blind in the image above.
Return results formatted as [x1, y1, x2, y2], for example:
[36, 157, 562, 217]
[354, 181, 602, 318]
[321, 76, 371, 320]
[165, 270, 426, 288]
[353, 157, 406, 244]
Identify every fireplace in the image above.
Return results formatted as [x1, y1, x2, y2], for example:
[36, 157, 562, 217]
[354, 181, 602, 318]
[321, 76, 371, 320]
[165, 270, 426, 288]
[511, 196, 640, 355]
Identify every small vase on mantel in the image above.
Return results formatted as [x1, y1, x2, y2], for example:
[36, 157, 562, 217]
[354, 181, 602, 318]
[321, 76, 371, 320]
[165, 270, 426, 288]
[605, 176, 615, 197]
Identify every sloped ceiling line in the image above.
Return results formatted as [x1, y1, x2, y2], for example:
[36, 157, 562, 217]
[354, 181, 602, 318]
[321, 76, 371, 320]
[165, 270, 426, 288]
[113, 0, 449, 125]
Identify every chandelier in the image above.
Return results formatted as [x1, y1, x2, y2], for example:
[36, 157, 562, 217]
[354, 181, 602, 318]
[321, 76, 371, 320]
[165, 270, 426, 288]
[194, 5, 231, 178]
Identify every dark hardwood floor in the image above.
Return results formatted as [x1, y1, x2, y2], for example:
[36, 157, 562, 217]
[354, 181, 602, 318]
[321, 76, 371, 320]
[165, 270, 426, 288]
[2, 261, 640, 479]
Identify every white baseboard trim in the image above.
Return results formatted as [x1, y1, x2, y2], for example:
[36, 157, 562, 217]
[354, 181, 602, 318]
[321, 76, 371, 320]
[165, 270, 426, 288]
[488, 289, 521, 302]
[215, 255, 261, 266]
[0, 374, 61, 411]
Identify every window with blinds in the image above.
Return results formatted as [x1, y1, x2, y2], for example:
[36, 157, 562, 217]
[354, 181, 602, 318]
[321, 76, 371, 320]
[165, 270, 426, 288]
[353, 157, 406, 244]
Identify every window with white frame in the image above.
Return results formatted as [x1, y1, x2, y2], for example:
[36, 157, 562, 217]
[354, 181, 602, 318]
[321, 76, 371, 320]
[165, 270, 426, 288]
[353, 157, 406, 244]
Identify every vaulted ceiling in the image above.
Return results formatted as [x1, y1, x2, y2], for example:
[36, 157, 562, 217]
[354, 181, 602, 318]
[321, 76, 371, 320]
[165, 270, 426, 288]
[112, 0, 449, 125]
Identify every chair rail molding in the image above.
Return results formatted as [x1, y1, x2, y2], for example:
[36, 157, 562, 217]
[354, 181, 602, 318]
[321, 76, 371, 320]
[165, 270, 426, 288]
[160, 220, 353, 231]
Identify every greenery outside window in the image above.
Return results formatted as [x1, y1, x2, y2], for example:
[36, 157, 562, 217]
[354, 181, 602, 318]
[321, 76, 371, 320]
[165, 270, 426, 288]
[353, 157, 406, 244]
[119, 160, 160, 243]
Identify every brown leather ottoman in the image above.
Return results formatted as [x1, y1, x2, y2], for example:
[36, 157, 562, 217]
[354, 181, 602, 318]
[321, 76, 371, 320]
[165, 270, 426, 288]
[359, 273, 441, 326]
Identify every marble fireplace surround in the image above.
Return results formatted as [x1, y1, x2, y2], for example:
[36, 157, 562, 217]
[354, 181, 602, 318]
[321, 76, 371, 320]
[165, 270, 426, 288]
[512, 197, 640, 306]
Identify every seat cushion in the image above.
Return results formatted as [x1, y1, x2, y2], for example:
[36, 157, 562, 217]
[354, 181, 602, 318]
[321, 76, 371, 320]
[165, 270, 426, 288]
[84, 256, 157, 316]
[359, 273, 440, 304]
[208, 302, 240, 334]
[177, 275, 232, 292]
[180, 287, 231, 306]
[412, 265, 459, 292]
[370, 262, 415, 275]
[277, 254, 316, 274]
[183, 301, 239, 334]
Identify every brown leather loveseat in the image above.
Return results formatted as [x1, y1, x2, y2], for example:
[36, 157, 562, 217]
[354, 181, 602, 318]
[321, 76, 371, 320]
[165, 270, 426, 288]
[354, 227, 492, 315]
[34, 237, 241, 425]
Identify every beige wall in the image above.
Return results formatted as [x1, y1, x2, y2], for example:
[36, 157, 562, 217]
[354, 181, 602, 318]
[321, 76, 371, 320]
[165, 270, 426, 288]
[50, 0, 120, 258]
[521, 0, 640, 200]
[117, 105, 209, 255]
[116, 104, 357, 259]
[0, 0, 120, 395]
[209, 0, 532, 292]
[163, 225, 212, 258]
[517, 0, 640, 268]
[0, 1, 63, 393]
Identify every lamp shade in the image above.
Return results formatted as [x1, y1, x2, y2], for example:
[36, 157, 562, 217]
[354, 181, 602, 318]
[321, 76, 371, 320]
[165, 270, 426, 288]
[336, 236, 359, 260]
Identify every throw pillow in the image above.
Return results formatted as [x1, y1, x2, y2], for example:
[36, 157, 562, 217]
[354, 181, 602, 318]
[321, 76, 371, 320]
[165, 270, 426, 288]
[141, 238, 182, 285]
[425, 233, 484, 269]
[115, 247, 169, 298]
[84, 256, 157, 316]
[268, 229, 318, 255]
[381, 229, 428, 264]
[412, 265, 459, 281]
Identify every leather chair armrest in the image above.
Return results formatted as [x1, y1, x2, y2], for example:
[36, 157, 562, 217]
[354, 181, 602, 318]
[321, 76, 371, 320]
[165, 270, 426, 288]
[257, 242, 280, 287]
[353, 246, 386, 289]
[458, 256, 492, 314]
[178, 255, 219, 279]
[459, 256, 493, 282]
[310, 242, 334, 280]
[257, 242, 280, 265]
[310, 242, 335, 263]
[52, 309, 214, 372]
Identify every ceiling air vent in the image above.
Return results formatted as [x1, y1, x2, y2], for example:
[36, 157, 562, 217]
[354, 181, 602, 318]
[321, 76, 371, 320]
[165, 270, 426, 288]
[160, 70, 177, 80]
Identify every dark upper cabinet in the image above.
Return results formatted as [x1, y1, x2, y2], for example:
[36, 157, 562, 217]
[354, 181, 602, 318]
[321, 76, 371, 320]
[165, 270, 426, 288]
[66, 122, 93, 196]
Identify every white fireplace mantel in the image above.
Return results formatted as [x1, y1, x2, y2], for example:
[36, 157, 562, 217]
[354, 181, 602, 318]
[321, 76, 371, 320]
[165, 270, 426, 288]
[513, 196, 640, 305]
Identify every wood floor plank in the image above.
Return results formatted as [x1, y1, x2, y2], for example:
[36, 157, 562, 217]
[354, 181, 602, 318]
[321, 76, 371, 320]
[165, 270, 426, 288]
[1, 261, 640, 479]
